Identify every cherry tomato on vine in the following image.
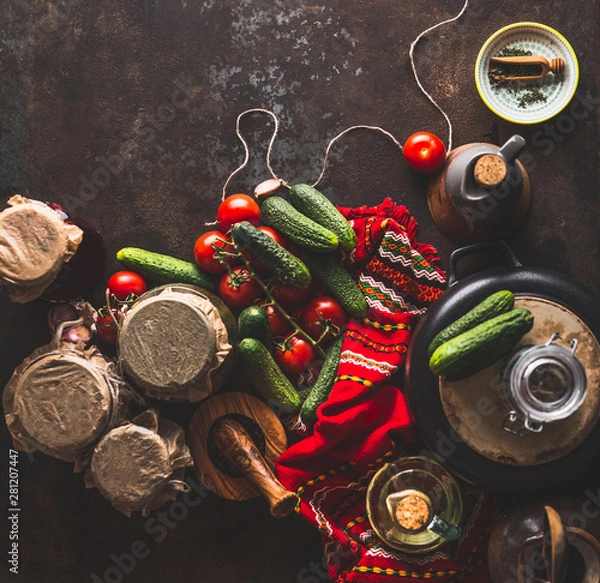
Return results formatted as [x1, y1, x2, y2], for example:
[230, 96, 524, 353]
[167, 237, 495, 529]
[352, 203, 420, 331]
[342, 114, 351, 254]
[95, 309, 121, 344]
[218, 266, 263, 310]
[217, 194, 260, 233]
[259, 301, 291, 337]
[274, 333, 317, 375]
[403, 131, 446, 173]
[194, 230, 237, 274]
[301, 296, 347, 342]
[107, 271, 147, 301]
[258, 225, 286, 246]
[270, 279, 313, 308]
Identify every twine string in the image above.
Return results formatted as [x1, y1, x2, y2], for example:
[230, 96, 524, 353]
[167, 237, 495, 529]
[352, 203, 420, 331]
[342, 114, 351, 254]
[408, 0, 469, 154]
[221, 108, 286, 201]
[312, 125, 404, 189]
[218, 1, 469, 196]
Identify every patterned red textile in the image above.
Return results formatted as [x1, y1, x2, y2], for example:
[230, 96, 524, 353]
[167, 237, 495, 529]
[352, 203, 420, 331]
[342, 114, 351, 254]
[276, 199, 499, 582]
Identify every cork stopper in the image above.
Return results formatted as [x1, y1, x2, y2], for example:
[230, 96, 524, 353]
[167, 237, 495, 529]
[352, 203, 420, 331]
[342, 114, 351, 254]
[474, 154, 507, 188]
[0, 196, 83, 302]
[394, 494, 431, 532]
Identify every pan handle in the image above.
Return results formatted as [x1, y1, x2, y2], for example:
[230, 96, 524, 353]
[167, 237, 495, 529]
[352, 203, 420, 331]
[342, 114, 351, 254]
[447, 241, 522, 287]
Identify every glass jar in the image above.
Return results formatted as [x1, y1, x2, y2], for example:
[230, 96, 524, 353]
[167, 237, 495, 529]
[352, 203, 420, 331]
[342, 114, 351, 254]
[41, 202, 106, 301]
[501, 333, 587, 436]
[366, 456, 463, 553]
[117, 284, 237, 402]
[85, 409, 193, 516]
[3, 341, 133, 471]
[0, 196, 105, 303]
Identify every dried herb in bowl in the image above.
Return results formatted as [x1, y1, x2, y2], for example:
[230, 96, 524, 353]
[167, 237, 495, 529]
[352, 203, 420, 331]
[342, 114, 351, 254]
[488, 47, 548, 109]
[517, 87, 547, 109]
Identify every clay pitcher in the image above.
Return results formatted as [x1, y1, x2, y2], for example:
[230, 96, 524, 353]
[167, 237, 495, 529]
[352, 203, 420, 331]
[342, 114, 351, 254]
[427, 135, 532, 244]
[488, 498, 600, 583]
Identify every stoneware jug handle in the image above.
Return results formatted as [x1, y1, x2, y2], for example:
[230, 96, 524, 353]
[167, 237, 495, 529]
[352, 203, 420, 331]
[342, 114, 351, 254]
[498, 135, 526, 163]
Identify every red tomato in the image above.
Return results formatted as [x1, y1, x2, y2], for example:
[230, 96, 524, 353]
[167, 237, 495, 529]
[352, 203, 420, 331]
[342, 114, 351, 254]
[217, 194, 260, 232]
[107, 271, 147, 301]
[194, 230, 236, 274]
[258, 225, 286, 246]
[270, 279, 313, 308]
[95, 310, 119, 344]
[218, 266, 263, 310]
[301, 296, 347, 342]
[259, 302, 291, 337]
[403, 131, 446, 173]
[274, 334, 317, 375]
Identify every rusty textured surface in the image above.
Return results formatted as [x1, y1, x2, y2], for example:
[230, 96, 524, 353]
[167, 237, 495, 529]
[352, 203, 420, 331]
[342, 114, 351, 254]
[0, 0, 599, 581]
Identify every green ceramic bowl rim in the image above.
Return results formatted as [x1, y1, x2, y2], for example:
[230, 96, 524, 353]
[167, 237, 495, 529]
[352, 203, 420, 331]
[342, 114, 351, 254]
[474, 22, 580, 125]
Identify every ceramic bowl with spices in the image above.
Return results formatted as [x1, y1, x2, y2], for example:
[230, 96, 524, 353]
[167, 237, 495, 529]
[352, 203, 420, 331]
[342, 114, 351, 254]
[475, 22, 579, 124]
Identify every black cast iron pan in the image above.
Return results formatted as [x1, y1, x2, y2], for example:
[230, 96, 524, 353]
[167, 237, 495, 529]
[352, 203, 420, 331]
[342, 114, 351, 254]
[404, 240, 600, 494]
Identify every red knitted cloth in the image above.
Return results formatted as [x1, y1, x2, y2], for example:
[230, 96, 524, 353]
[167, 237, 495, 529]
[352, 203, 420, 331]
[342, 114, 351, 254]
[276, 199, 499, 582]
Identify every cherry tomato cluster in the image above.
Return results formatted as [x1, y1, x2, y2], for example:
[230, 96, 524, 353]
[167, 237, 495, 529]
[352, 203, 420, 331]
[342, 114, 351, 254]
[194, 193, 349, 377]
[94, 270, 149, 344]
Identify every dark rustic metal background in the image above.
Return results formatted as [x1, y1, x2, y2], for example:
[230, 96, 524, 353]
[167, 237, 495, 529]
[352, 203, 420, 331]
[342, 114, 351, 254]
[1, 1, 598, 581]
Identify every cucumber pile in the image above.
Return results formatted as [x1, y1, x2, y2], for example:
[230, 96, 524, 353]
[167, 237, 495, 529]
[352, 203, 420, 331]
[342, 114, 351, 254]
[428, 290, 534, 381]
[229, 185, 364, 426]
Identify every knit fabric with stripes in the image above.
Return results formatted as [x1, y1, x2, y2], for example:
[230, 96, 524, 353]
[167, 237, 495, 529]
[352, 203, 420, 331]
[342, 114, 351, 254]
[276, 198, 499, 582]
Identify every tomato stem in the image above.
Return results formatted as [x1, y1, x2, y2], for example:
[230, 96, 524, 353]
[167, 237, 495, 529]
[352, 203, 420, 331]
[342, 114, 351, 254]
[232, 245, 326, 359]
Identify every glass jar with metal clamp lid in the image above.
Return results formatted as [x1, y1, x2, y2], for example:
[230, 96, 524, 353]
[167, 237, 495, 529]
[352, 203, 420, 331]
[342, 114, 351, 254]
[501, 332, 587, 436]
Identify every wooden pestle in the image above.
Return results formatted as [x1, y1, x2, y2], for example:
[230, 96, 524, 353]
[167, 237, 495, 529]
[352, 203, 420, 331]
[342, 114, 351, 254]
[211, 417, 297, 518]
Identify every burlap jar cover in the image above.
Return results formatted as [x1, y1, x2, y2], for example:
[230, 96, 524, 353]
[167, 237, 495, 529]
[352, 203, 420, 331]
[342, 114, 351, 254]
[85, 409, 194, 516]
[0, 195, 83, 302]
[3, 340, 135, 472]
[118, 285, 234, 402]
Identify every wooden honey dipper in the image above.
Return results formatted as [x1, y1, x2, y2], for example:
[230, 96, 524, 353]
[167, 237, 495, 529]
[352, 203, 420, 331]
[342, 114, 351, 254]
[490, 55, 565, 81]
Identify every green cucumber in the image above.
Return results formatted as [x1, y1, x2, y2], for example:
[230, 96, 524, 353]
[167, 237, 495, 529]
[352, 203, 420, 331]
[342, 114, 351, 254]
[289, 184, 356, 252]
[260, 196, 339, 252]
[429, 308, 534, 380]
[238, 305, 272, 351]
[428, 290, 515, 356]
[116, 247, 215, 291]
[300, 336, 343, 429]
[231, 221, 311, 289]
[237, 337, 301, 417]
[301, 251, 367, 318]
[297, 387, 312, 404]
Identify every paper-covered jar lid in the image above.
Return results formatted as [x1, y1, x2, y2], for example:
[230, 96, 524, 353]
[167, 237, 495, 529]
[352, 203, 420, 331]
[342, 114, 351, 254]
[85, 409, 194, 516]
[3, 341, 131, 470]
[118, 285, 234, 402]
[0, 195, 83, 302]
